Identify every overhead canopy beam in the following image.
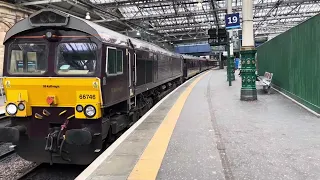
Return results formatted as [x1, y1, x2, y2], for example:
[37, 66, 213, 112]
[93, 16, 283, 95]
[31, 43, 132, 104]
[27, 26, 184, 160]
[94, 0, 317, 9]
[20, 0, 65, 6]
[171, 23, 298, 36]
[160, 22, 299, 37]
[96, 0, 211, 8]
[146, 13, 314, 31]
[97, 0, 318, 23]
[142, 10, 317, 30]
[157, 29, 290, 43]
[210, 0, 220, 28]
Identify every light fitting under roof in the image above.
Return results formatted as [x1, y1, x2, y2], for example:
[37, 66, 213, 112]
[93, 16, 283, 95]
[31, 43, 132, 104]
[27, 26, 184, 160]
[85, 12, 90, 20]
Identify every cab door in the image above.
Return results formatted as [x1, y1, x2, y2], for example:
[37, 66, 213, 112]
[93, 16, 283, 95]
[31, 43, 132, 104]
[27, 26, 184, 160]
[153, 54, 158, 83]
[128, 49, 137, 109]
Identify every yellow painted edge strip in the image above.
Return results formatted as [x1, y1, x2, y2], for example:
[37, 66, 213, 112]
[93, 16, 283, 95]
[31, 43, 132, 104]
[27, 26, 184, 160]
[127, 71, 210, 180]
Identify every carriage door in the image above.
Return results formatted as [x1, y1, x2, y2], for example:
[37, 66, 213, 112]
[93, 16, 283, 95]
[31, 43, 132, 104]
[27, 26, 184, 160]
[153, 54, 158, 82]
[128, 50, 137, 108]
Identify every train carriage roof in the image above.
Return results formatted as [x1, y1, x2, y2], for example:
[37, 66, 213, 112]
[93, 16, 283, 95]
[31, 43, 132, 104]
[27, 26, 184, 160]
[4, 8, 218, 62]
[181, 54, 207, 61]
[4, 8, 181, 58]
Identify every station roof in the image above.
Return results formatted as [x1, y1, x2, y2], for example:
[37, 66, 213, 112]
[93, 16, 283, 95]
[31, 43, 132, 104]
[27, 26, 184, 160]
[13, 0, 320, 45]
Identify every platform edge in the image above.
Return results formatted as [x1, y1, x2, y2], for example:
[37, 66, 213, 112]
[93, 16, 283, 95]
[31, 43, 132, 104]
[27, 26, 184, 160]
[271, 87, 320, 118]
[75, 71, 208, 180]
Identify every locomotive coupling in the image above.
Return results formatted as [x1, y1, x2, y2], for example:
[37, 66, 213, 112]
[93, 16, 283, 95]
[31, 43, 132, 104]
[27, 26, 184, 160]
[65, 127, 93, 145]
[0, 125, 26, 143]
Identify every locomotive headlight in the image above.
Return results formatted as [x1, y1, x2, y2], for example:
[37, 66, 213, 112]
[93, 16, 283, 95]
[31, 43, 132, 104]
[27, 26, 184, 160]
[6, 103, 17, 115]
[76, 105, 83, 112]
[48, 13, 56, 22]
[18, 103, 25, 111]
[45, 31, 52, 38]
[84, 105, 96, 118]
[40, 14, 48, 23]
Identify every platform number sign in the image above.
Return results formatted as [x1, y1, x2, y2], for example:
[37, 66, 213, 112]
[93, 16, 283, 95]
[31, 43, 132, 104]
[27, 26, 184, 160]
[225, 13, 240, 30]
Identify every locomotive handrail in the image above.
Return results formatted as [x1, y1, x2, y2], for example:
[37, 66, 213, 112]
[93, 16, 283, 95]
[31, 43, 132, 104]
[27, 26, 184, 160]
[0, 78, 5, 116]
[0, 78, 5, 96]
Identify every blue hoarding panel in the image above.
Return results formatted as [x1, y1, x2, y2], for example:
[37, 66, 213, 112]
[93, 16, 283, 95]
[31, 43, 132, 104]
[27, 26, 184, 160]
[175, 44, 211, 54]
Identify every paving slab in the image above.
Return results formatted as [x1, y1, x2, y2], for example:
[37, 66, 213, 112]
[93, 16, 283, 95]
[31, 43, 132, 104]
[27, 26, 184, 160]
[207, 70, 320, 180]
[157, 70, 226, 180]
[80, 69, 320, 180]
[83, 75, 199, 180]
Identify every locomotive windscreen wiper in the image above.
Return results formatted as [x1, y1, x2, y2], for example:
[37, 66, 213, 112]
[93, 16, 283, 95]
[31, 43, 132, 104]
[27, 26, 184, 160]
[87, 37, 97, 60]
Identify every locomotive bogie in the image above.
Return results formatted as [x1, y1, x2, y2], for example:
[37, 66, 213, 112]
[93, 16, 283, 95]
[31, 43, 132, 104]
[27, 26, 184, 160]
[9, 115, 104, 165]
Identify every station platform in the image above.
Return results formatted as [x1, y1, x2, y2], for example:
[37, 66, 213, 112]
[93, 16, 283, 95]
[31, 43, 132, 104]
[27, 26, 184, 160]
[0, 106, 5, 115]
[76, 69, 320, 180]
[0, 96, 5, 115]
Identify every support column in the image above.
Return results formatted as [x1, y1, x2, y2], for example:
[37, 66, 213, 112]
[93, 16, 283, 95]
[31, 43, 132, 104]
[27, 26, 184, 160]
[227, 0, 235, 81]
[240, 0, 257, 101]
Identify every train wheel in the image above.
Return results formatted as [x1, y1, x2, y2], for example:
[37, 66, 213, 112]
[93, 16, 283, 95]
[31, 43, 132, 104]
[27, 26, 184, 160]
[102, 127, 115, 149]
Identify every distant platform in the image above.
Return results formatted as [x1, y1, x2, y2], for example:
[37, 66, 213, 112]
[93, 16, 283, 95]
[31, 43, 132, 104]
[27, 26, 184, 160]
[76, 69, 320, 180]
[0, 106, 5, 115]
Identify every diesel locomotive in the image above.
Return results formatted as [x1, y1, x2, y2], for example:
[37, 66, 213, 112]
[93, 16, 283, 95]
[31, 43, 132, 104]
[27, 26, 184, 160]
[0, 9, 216, 165]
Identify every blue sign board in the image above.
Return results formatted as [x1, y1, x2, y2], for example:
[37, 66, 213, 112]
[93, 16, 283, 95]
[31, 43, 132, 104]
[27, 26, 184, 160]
[225, 13, 240, 30]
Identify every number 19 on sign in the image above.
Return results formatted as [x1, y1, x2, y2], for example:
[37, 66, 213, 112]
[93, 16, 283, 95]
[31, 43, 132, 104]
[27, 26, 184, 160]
[225, 13, 240, 30]
[228, 16, 238, 24]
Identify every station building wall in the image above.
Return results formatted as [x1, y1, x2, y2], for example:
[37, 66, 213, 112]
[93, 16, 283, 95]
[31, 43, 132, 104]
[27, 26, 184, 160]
[257, 13, 320, 114]
[0, 2, 32, 76]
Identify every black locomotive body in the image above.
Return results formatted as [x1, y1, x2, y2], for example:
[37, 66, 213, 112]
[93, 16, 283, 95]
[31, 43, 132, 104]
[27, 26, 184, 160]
[0, 9, 217, 165]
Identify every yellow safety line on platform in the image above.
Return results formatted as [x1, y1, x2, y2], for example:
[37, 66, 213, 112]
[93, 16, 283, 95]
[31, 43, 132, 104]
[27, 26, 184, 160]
[127, 71, 209, 180]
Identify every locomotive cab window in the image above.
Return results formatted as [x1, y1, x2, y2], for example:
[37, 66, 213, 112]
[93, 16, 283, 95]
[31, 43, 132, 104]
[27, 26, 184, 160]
[8, 43, 47, 74]
[56, 42, 97, 75]
[107, 47, 123, 75]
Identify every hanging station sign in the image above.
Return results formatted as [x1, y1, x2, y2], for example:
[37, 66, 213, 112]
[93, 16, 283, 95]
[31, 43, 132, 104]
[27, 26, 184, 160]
[225, 13, 241, 30]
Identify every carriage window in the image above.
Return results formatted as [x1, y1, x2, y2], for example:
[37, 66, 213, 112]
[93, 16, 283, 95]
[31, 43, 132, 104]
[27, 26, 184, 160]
[56, 42, 97, 75]
[116, 50, 123, 73]
[107, 48, 123, 75]
[107, 48, 116, 74]
[8, 43, 47, 74]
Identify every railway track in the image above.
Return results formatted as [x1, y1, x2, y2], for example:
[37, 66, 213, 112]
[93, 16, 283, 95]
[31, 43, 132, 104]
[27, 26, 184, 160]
[15, 163, 43, 180]
[0, 149, 15, 160]
[13, 163, 86, 180]
[0, 114, 11, 128]
[0, 114, 8, 121]
[0, 113, 8, 120]
[0, 114, 13, 161]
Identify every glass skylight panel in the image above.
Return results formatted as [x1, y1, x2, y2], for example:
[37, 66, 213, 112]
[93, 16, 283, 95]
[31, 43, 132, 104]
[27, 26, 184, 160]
[89, 0, 129, 3]
[203, 3, 210, 10]
[150, 10, 158, 15]
[80, 0, 319, 43]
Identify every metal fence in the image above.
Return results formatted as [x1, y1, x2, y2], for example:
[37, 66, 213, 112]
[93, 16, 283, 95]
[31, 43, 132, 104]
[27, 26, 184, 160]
[257, 14, 320, 114]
